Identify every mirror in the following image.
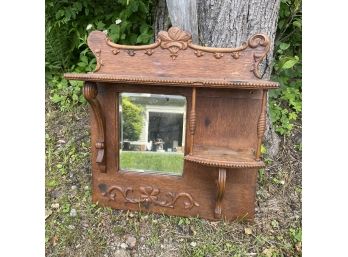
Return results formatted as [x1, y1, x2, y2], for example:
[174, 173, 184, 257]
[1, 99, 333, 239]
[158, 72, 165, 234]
[119, 93, 186, 175]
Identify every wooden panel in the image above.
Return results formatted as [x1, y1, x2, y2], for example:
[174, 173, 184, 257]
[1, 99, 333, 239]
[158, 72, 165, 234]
[194, 88, 261, 150]
[92, 163, 258, 221]
[87, 84, 260, 220]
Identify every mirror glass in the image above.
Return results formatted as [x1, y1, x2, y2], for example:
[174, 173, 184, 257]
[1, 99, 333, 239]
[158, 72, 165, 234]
[119, 93, 186, 175]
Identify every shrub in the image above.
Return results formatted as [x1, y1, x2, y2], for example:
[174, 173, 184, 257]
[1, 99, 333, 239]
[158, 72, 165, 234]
[121, 97, 144, 141]
[270, 0, 302, 135]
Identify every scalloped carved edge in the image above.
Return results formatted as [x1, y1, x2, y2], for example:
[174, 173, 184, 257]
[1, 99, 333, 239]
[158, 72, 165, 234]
[184, 155, 265, 168]
[98, 184, 200, 210]
[83, 82, 106, 172]
[215, 168, 226, 219]
[64, 73, 279, 89]
[100, 27, 270, 76]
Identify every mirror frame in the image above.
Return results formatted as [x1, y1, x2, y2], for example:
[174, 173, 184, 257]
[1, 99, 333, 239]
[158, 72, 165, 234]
[118, 91, 188, 176]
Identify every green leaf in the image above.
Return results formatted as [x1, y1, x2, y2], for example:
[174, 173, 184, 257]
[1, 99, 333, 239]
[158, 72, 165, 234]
[80, 55, 88, 64]
[261, 144, 267, 154]
[293, 20, 301, 29]
[279, 42, 290, 50]
[281, 56, 299, 69]
[47, 179, 59, 188]
[51, 94, 61, 103]
[96, 21, 105, 30]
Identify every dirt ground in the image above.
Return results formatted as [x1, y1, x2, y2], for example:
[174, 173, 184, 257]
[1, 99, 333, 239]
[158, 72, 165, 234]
[45, 98, 302, 257]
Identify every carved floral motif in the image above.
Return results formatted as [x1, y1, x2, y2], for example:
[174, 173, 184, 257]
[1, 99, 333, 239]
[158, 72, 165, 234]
[194, 50, 204, 57]
[98, 184, 200, 210]
[144, 49, 154, 56]
[231, 51, 240, 59]
[214, 53, 224, 59]
[112, 49, 120, 55]
[158, 27, 192, 60]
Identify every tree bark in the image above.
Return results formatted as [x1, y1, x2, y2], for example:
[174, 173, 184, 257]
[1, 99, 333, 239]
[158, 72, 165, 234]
[154, 0, 281, 158]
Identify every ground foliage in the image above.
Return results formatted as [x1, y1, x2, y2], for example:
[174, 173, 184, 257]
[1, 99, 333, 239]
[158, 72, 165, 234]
[45, 0, 302, 256]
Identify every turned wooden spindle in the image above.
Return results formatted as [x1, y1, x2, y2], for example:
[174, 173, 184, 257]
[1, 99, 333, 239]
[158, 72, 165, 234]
[83, 82, 106, 172]
[189, 87, 197, 155]
[256, 90, 267, 160]
[214, 168, 226, 219]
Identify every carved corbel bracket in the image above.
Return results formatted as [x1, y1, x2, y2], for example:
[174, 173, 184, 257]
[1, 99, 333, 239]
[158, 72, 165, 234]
[83, 82, 106, 172]
[248, 34, 270, 78]
[215, 168, 227, 219]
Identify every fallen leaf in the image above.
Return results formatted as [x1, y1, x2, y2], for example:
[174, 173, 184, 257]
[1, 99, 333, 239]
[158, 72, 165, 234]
[190, 226, 197, 236]
[262, 247, 276, 257]
[295, 242, 302, 252]
[51, 203, 59, 209]
[45, 209, 52, 220]
[271, 220, 279, 228]
[244, 227, 252, 235]
[126, 235, 137, 249]
[52, 236, 58, 246]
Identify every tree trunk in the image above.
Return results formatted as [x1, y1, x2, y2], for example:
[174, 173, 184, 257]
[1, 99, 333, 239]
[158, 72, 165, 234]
[154, 0, 281, 158]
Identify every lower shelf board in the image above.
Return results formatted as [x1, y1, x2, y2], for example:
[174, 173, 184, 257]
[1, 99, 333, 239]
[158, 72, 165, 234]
[184, 145, 264, 168]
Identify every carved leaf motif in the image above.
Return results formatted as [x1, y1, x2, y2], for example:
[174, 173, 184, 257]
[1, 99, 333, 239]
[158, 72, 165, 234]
[158, 27, 192, 59]
[247, 34, 270, 78]
[231, 52, 240, 59]
[194, 50, 204, 57]
[214, 53, 224, 59]
[144, 49, 153, 56]
[99, 184, 200, 210]
[168, 27, 191, 41]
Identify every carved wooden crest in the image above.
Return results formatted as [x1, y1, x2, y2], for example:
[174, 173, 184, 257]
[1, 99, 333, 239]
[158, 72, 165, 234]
[66, 27, 275, 84]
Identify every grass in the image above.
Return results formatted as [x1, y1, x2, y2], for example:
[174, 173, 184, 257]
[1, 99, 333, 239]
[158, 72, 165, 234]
[45, 99, 302, 257]
[120, 151, 184, 174]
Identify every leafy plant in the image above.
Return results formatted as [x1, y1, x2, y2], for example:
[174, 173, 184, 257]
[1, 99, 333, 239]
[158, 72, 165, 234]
[47, 76, 85, 112]
[289, 227, 302, 243]
[45, 0, 154, 111]
[121, 97, 144, 141]
[270, 0, 302, 135]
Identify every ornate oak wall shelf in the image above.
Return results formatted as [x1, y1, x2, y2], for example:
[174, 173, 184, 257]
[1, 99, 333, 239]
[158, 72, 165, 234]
[64, 27, 278, 221]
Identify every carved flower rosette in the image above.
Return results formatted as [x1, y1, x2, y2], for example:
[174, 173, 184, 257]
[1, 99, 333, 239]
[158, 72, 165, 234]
[158, 27, 192, 60]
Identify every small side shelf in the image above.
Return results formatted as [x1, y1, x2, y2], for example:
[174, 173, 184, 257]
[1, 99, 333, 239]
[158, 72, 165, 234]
[184, 145, 264, 169]
[185, 145, 263, 218]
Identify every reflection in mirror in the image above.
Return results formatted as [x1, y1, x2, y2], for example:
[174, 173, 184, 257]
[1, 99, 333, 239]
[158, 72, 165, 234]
[119, 93, 186, 175]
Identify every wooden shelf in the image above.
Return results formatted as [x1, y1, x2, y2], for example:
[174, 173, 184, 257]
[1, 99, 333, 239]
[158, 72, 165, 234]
[64, 73, 278, 90]
[184, 145, 264, 168]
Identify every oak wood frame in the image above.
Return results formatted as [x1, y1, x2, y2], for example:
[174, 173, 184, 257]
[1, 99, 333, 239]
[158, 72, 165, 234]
[64, 27, 278, 221]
